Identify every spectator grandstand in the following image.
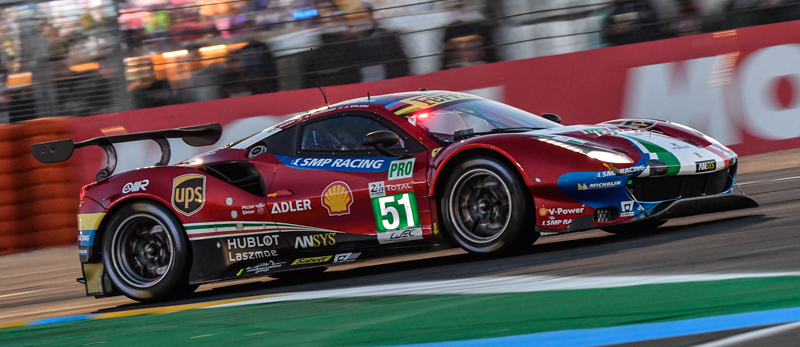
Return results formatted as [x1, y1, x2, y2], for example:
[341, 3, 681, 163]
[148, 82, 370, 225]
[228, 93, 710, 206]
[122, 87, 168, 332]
[0, 0, 796, 123]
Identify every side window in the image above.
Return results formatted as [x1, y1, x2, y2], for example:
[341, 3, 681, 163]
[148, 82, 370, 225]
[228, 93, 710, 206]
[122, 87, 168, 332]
[301, 116, 405, 152]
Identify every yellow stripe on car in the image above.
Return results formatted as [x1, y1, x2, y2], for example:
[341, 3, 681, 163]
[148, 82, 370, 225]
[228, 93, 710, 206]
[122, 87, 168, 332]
[78, 213, 106, 231]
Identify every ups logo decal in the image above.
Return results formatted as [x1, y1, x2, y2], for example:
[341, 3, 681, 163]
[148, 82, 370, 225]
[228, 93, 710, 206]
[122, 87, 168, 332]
[172, 174, 206, 216]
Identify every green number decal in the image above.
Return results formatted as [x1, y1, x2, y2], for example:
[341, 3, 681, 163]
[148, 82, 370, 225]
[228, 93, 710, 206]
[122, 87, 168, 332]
[372, 193, 419, 232]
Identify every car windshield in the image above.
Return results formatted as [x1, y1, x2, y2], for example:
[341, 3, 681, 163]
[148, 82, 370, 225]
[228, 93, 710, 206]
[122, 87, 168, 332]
[410, 99, 561, 143]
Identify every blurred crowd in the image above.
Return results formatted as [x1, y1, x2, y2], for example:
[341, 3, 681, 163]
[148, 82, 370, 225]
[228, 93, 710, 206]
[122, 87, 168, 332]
[603, 0, 800, 45]
[0, 0, 799, 123]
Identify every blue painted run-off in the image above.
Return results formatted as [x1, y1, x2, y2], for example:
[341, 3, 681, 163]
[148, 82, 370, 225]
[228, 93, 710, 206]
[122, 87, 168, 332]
[27, 314, 96, 326]
[388, 306, 800, 347]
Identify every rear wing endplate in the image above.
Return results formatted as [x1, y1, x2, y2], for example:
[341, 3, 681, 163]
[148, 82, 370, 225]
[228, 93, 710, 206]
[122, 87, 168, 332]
[31, 123, 221, 181]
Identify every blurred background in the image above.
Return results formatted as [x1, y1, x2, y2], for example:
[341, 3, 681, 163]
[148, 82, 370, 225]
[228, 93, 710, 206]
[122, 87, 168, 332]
[1, 0, 800, 255]
[0, 0, 797, 124]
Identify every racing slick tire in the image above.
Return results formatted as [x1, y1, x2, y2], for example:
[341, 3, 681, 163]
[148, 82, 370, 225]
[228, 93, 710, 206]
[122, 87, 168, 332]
[441, 157, 539, 255]
[601, 219, 667, 235]
[102, 201, 195, 302]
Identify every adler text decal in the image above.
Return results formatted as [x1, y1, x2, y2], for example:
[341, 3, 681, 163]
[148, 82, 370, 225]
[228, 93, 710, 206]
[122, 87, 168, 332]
[270, 199, 311, 214]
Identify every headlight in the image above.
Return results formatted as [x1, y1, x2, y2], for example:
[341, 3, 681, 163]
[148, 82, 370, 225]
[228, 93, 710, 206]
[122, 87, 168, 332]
[587, 150, 633, 164]
[538, 137, 633, 164]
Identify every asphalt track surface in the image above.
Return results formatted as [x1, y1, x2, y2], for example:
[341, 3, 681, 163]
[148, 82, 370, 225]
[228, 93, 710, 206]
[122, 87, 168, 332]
[3, 152, 800, 346]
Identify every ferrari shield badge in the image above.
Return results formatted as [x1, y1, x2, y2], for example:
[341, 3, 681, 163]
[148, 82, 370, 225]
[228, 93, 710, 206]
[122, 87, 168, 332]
[172, 174, 206, 216]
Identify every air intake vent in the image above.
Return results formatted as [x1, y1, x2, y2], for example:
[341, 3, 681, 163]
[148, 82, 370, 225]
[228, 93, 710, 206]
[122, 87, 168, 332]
[199, 161, 265, 197]
[627, 167, 733, 202]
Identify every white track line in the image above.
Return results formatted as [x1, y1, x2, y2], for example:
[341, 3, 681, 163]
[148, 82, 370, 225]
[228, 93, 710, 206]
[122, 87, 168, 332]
[693, 320, 800, 347]
[206, 273, 800, 309]
[738, 175, 800, 186]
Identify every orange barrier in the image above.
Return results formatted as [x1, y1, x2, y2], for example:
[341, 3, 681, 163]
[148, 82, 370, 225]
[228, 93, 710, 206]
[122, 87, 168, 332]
[0, 118, 78, 255]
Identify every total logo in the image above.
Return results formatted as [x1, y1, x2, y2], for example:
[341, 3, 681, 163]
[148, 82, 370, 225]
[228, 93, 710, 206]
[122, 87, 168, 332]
[538, 207, 585, 216]
[577, 181, 622, 190]
[122, 179, 149, 193]
[270, 199, 311, 214]
[368, 181, 413, 198]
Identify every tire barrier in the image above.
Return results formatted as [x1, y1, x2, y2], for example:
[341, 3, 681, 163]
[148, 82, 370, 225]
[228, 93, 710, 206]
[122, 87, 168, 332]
[0, 118, 78, 255]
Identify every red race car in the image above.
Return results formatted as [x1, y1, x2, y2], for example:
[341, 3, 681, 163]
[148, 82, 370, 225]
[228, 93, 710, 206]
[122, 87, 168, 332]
[32, 90, 757, 301]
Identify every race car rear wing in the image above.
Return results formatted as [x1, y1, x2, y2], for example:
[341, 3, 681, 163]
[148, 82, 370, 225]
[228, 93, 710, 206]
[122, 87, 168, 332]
[31, 123, 221, 181]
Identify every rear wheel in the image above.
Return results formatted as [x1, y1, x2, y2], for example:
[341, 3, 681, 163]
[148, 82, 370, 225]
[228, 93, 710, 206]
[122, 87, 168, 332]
[440, 157, 539, 255]
[602, 219, 667, 235]
[103, 201, 195, 302]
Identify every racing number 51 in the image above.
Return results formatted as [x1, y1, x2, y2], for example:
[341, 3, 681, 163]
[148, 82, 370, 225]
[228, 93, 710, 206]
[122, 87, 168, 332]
[373, 193, 419, 231]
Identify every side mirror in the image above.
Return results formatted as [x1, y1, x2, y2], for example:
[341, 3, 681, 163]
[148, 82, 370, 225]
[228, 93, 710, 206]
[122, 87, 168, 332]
[542, 113, 561, 124]
[363, 130, 400, 157]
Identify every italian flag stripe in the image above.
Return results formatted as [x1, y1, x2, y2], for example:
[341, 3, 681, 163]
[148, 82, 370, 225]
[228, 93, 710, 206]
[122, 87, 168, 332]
[633, 138, 681, 175]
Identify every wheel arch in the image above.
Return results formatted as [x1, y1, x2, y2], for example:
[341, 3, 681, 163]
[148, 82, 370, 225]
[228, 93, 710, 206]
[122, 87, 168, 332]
[432, 146, 540, 254]
[90, 197, 187, 263]
[431, 146, 533, 199]
[430, 146, 537, 230]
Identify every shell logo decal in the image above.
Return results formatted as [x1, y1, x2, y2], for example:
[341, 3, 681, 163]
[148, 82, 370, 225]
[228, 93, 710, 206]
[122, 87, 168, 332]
[538, 208, 548, 216]
[321, 181, 353, 216]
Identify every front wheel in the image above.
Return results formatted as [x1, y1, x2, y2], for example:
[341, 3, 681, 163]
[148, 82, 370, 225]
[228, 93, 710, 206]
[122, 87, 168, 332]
[440, 157, 539, 255]
[102, 201, 195, 302]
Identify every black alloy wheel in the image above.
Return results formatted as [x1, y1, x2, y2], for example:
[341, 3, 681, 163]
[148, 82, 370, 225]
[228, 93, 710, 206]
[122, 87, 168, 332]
[441, 157, 539, 255]
[103, 201, 195, 302]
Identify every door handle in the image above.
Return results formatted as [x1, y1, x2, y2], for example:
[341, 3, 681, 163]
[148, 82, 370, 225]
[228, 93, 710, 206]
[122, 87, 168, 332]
[267, 189, 294, 198]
